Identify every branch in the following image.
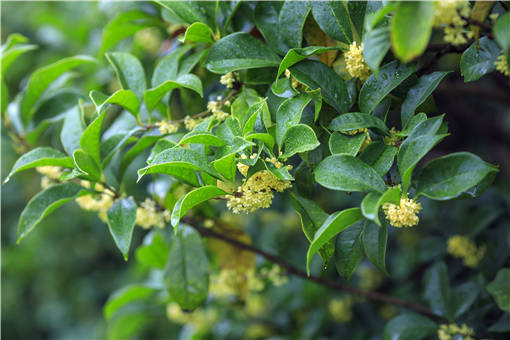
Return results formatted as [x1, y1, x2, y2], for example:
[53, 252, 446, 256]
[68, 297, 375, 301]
[181, 216, 441, 321]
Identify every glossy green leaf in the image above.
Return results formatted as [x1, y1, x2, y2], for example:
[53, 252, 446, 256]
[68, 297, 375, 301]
[289, 192, 335, 263]
[80, 111, 106, 167]
[181, 22, 214, 44]
[245, 133, 275, 150]
[415, 152, 498, 200]
[398, 115, 447, 192]
[5, 147, 73, 183]
[90, 89, 140, 117]
[315, 154, 386, 193]
[1, 42, 37, 75]
[276, 93, 313, 146]
[363, 26, 391, 73]
[60, 106, 85, 156]
[424, 261, 453, 320]
[280, 124, 320, 159]
[334, 221, 364, 280]
[144, 74, 203, 113]
[211, 136, 254, 182]
[390, 1, 434, 63]
[164, 225, 209, 310]
[104, 284, 158, 321]
[460, 37, 501, 82]
[277, 46, 339, 79]
[361, 186, 401, 226]
[362, 220, 388, 273]
[20, 55, 96, 125]
[205, 32, 281, 74]
[359, 61, 415, 114]
[359, 142, 397, 176]
[73, 149, 102, 182]
[306, 207, 364, 275]
[106, 197, 137, 260]
[487, 268, 510, 314]
[290, 60, 353, 113]
[171, 186, 227, 228]
[311, 1, 352, 44]
[329, 112, 389, 136]
[135, 233, 170, 269]
[106, 52, 147, 98]
[383, 313, 437, 340]
[157, 0, 208, 25]
[494, 11, 510, 63]
[119, 132, 161, 180]
[17, 182, 89, 243]
[401, 72, 449, 127]
[177, 131, 226, 147]
[152, 45, 194, 86]
[328, 132, 365, 156]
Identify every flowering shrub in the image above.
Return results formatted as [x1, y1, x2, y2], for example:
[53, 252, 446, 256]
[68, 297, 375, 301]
[2, 1, 510, 339]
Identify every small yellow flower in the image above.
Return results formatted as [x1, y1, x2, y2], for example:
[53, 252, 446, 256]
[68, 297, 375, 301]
[260, 265, 288, 287]
[495, 55, 509, 77]
[184, 115, 199, 130]
[384, 127, 400, 146]
[447, 235, 485, 267]
[433, 0, 472, 46]
[220, 72, 236, 88]
[135, 198, 166, 229]
[207, 100, 229, 122]
[383, 197, 422, 228]
[166, 303, 218, 334]
[328, 297, 354, 323]
[155, 120, 178, 134]
[342, 128, 371, 151]
[438, 323, 475, 340]
[344, 42, 371, 81]
[36, 166, 62, 180]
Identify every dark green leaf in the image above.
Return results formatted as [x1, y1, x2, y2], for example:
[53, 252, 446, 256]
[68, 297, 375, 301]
[280, 124, 320, 159]
[334, 221, 364, 280]
[487, 268, 510, 314]
[362, 220, 388, 273]
[157, 0, 208, 25]
[361, 186, 401, 226]
[90, 89, 140, 117]
[383, 313, 437, 340]
[60, 106, 85, 156]
[106, 52, 147, 98]
[494, 11, 510, 63]
[144, 74, 203, 113]
[106, 197, 137, 260]
[311, 1, 352, 44]
[73, 149, 102, 182]
[460, 37, 501, 82]
[119, 132, 162, 181]
[277, 46, 339, 79]
[328, 132, 365, 156]
[363, 26, 391, 73]
[329, 112, 389, 136]
[423, 261, 453, 320]
[171, 186, 227, 228]
[276, 93, 313, 146]
[359, 142, 397, 176]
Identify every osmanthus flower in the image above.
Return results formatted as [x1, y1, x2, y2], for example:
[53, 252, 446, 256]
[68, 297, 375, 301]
[166, 302, 218, 333]
[36, 166, 63, 189]
[183, 115, 200, 130]
[438, 323, 475, 340]
[207, 98, 229, 122]
[220, 72, 237, 89]
[328, 296, 354, 323]
[495, 55, 509, 76]
[447, 235, 486, 267]
[75, 181, 114, 222]
[135, 198, 168, 229]
[433, 0, 473, 46]
[383, 196, 422, 228]
[384, 127, 401, 146]
[344, 41, 371, 82]
[342, 128, 372, 151]
[155, 120, 178, 134]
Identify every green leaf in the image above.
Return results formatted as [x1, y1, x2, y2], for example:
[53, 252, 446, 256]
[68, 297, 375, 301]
[359, 60, 415, 114]
[144, 74, 203, 113]
[494, 11, 510, 63]
[329, 112, 389, 136]
[135, 233, 169, 269]
[1, 42, 37, 75]
[106, 52, 147, 98]
[460, 37, 501, 82]
[157, 0, 208, 25]
[80, 111, 107, 167]
[181, 22, 214, 44]
[177, 131, 226, 147]
[311, 1, 352, 44]
[104, 284, 158, 321]
[171, 186, 227, 228]
[20, 55, 96, 125]
[106, 197, 137, 260]
[60, 106, 85, 156]
[276, 93, 313, 147]
[137, 148, 214, 186]
[90, 89, 140, 117]
[280, 124, 320, 159]
[164, 225, 209, 310]
[152, 45, 194, 86]
[245, 133, 275, 150]
[487, 268, 510, 314]
[361, 186, 401, 226]
[211, 136, 254, 182]
[100, 10, 160, 55]
[334, 221, 364, 280]
[119, 132, 162, 181]
[315, 154, 387, 193]
[277, 46, 339, 79]
[328, 132, 366, 156]
[423, 261, 453, 320]
[17, 182, 89, 243]
[205, 32, 281, 74]
[306, 208, 364, 275]
[363, 26, 391, 73]
[290, 60, 353, 113]
[390, 1, 434, 63]
[398, 115, 447, 192]
[383, 313, 437, 340]
[401, 72, 449, 127]
[289, 192, 335, 263]
[415, 152, 498, 200]
[73, 149, 102, 182]
[359, 142, 397, 176]
[362, 220, 388, 273]
[5, 147, 73, 183]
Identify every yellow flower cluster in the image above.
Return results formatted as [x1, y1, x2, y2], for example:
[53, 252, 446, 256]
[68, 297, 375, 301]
[184, 115, 199, 130]
[244, 294, 268, 317]
[260, 265, 288, 287]
[284, 69, 299, 89]
[135, 198, 168, 229]
[357, 265, 384, 290]
[342, 128, 371, 151]
[383, 197, 422, 228]
[433, 0, 473, 46]
[328, 296, 354, 323]
[495, 55, 509, 77]
[209, 268, 264, 298]
[226, 169, 292, 214]
[207, 99, 229, 122]
[220, 72, 236, 89]
[384, 127, 400, 146]
[438, 323, 475, 340]
[344, 42, 371, 81]
[155, 120, 178, 134]
[447, 235, 485, 267]
[36, 166, 63, 189]
[166, 303, 218, 334]
[75, 181, 114, 222]
[265, 156, 284, 169]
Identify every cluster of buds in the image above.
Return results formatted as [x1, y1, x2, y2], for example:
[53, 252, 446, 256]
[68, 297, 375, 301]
[207, 97, 229, 122]
[220, 72, 237, 89]
[284, 69, 300, 89]
[433, 0, 473, 46]
[344, 42, 371, 82]
[328, 296, 354, 323]
[447, 235, 486, 267]
[183, 115, 200, 131]
[495, 55, 509, 77]
[155, 120, 178, 135]
[260, 265, 288, 287]
[36, 166, 63, 189]
[438, 323, 475, 340]
[384, 127, 401, 146]
[135, 198, 170, 229]
[383, 197, 422, 228]
[75, 181, 115, 222]
[166, 303, 218, 334]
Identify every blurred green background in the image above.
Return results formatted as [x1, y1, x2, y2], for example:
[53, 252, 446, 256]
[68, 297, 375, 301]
[2, 1, 510, 339]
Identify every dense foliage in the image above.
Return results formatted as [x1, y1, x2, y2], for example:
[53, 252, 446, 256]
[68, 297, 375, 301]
[2, 1, 510, 339]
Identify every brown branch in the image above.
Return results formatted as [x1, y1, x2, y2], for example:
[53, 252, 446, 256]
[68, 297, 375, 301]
[181, 216, 441, 321]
